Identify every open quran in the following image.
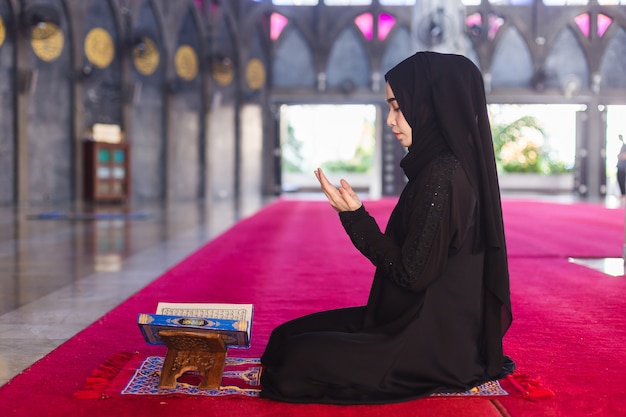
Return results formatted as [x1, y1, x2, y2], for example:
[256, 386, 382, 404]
[137, 302, 253, 348]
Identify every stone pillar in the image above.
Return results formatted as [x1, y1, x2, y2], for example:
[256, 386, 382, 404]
[586, 100, 607, 201]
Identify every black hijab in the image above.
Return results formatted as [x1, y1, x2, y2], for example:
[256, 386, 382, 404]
[385, 51, 512, 378]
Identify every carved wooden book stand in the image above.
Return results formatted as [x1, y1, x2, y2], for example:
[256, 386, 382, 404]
[157, 329, 227, 390]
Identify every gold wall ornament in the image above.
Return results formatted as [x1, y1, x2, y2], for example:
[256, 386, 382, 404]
[174, 45, 198, 81]
[31, 22, 64, 62]
[0, 17, 6, 47]
[133, 37, 159, 76]
[84, 28, 115, 69]
[212, 56, 233, 86]
[246, 58, 266, 90]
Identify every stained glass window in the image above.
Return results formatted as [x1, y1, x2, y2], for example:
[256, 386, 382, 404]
[575, 13, 590, 37]
[488, 13, 504, 39]
[597, 14, 612, 38]
[355, 13, 373, 40]
[378, 14, 396, 41]
[354, 13, 396, 42]
[574, 13, 613, 38]
[466, 12, 482, 36]
[271, 13, 289, 40]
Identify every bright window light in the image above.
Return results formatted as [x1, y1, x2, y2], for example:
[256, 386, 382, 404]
[272, 0, 319, 5]
[380, 0, 415, 4]
[543, 0, 588, 5]
[325, 0, 371, 4]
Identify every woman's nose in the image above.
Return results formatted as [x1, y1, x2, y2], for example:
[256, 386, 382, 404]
[386, 111, 393, 127]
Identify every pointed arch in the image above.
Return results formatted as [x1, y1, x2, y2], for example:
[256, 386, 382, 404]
[600, 26, 626, 89]
[544, 27, 589, 92]
[326, 27, 370, 90]
[380, 25, 411, 89]
[273, 26, 315, 88]
[490, 26, 533, 88]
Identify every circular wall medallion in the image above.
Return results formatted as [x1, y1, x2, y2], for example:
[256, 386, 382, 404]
[212, 56, 234, 86]
[0, 17, 6, 47]
[174, 45, 198, 81]
[246, 58, 266, 90]
[84, 28, 115, 69]
[31, 22, 64, 62]
[132, 37, 159, 76]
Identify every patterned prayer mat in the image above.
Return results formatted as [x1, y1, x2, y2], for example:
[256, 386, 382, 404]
[432, 380, 509, 397]
[121, 356, 508, 398]
[122, 356, 261, 397]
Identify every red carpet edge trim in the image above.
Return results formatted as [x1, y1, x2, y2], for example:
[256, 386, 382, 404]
[505, 374, 555, 400]
[73, 352, 139, 399]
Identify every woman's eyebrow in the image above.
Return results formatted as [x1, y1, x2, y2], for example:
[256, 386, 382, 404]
[386, 97, 397, 104]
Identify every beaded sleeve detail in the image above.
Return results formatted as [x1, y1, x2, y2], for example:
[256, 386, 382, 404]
[396, 153, 458, 289]
[339, 153, 459, 292]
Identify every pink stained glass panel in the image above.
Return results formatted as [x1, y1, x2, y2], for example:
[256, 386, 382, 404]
[488, 13, 504, 40]
[466, 12, 482, 28]
[355, 12, 373, 40]
[575, 13, 590, 38]
[597, 13, 612, 38]
[271, 13, 289, 41]
[466, 12, 482, 36]
[378, 13, 396, 41]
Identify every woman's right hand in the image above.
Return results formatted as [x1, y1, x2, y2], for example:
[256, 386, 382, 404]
[314, 168, 362, 212]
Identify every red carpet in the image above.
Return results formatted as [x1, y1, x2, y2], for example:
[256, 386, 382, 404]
[1, 198, 625, 416]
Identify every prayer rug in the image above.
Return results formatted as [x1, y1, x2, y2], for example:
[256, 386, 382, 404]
[431, 380, 509, 397]
[120, 356, 508, 398]
[122, 356, 262, 397]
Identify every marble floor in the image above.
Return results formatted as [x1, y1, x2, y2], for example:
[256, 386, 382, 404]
[0, 192, 623, 387]
[0, 197, 269, 387]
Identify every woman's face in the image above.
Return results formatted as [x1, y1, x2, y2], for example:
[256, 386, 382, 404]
[385, 82, 412, 148]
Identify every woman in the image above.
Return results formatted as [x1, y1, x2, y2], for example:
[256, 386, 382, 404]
[260, 51, 513, 404]
[616, 134, 626, 202]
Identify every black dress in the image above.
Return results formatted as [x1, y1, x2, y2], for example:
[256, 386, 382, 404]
[261, 152, 491, 404]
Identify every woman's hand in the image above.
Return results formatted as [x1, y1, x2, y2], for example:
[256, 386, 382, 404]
[314, 168, 362, 212]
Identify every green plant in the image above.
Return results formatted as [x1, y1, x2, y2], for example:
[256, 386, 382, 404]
[321, 144, 373, 173]
[491, 115, 571, 174]
[281, 124, 305, 173]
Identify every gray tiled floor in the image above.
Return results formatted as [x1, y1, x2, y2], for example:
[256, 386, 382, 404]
[0, 198, 267, 386]
[0, 192, 623, 387]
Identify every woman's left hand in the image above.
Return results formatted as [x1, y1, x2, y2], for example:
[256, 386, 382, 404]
[314, 168, 362, 212]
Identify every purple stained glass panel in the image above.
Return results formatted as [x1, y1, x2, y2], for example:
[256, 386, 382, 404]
[378, 13, 396, 41]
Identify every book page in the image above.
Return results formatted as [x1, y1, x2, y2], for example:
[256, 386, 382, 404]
[156, 302, 253, 322]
